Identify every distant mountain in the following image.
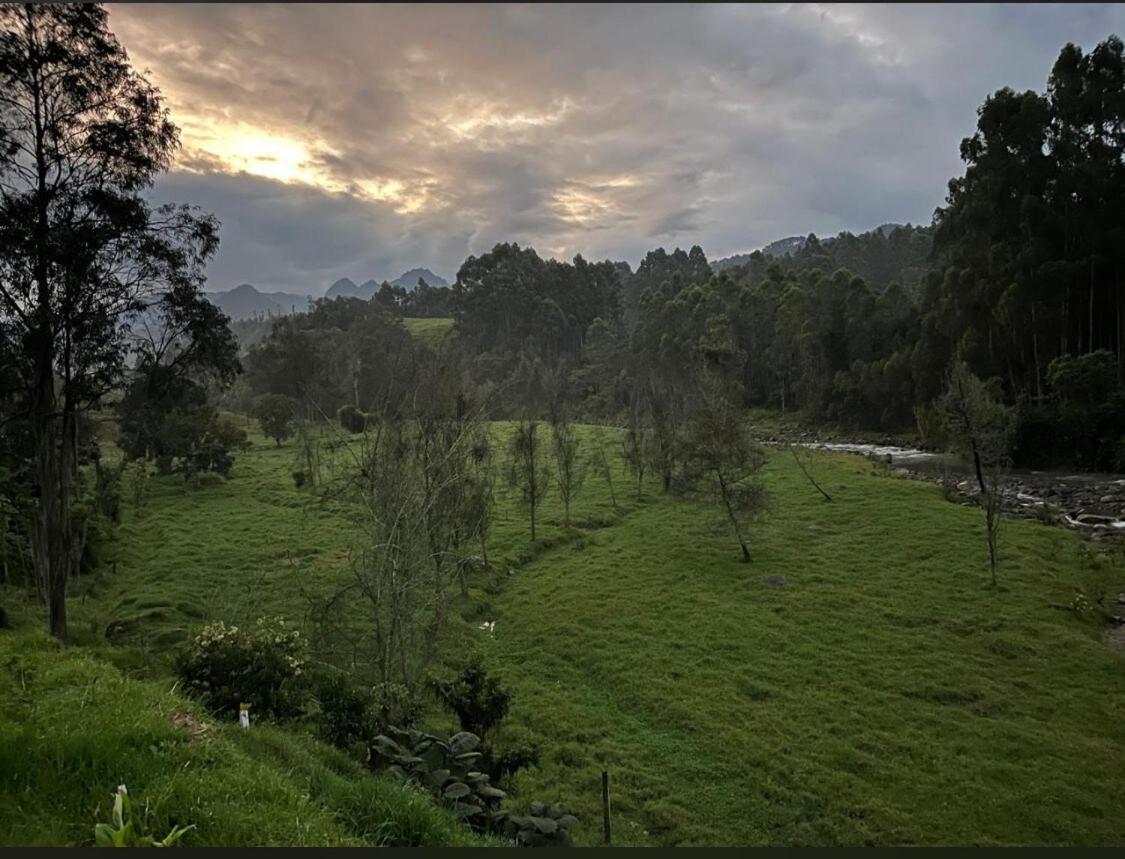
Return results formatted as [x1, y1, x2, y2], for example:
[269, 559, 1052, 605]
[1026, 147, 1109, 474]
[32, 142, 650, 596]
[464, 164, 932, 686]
[390, 268, 448, 290]
[324, 277, 364, 300]
[711, 236, 808, 272]
[205, 284, 312, 321]
[761, 236, 809, 258]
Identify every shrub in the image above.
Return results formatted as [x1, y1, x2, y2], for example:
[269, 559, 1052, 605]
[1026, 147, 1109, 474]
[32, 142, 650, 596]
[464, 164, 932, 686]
[337, 404, 369, 434]
[252, 394, 296, 447]
[306, 672, 423, 756]
[176, 617, 308, 721]
[432, 656, 510, 740]
[309, 671, 378, 752]
[372, 681, 423, 732]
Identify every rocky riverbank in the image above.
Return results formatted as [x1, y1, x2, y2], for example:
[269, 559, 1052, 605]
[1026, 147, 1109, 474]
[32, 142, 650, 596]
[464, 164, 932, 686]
[789, 440, 1125, 536]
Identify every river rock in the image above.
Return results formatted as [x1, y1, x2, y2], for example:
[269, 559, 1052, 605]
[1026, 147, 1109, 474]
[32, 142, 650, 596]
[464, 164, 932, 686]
[1076, 513, 1119, 527]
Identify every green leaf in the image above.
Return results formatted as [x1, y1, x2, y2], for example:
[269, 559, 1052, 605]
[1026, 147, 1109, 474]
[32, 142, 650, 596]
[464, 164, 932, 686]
[94, 824, 115, 847]
[443, 781, 472, 800]
[531, 816, 558, 834]
[449, 731, 481, 754]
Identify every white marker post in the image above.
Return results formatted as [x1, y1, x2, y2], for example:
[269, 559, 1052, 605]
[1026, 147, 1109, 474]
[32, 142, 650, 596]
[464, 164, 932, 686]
[239, 703, 250, 729]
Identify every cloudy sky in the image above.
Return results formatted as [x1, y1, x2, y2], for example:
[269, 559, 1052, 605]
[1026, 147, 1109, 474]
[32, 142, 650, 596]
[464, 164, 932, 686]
[107, 3, 1125, 294]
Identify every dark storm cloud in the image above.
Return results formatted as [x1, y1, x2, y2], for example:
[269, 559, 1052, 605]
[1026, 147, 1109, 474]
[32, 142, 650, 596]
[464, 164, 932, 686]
[108, 3, 1125, 293]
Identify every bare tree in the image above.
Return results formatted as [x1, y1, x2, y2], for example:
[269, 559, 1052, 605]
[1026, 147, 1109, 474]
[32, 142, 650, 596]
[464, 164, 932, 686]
[677, 375, 767, 562]
[789, 444, 832, 502]
[622, 390, 648, 499]
[506, 418, 551, 540]
[590, 427, 618, 508]
[938, 361, 1015, 586]
[311, 369, 488, 688]
[548, 404, 584, 527]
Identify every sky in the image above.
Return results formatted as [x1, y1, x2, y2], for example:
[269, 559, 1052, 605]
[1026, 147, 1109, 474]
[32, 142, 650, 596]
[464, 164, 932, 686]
[106, 3, 1125, 295]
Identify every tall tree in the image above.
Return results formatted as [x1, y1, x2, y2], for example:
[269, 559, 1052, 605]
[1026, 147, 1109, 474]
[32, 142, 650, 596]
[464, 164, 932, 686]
[676, 373, 767, 563]
[0, 4, 220, 639]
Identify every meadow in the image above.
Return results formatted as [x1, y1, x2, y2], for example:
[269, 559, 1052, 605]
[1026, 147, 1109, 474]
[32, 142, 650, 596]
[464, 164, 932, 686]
[2, 421, 1123, 846]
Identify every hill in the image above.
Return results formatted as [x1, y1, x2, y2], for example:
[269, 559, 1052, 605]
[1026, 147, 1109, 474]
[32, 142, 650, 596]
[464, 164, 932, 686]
[391, 268, 449, 290]
[205, 284, 312, 321]
[324, 277, 366, 300]
[37, 422, 1125, 846]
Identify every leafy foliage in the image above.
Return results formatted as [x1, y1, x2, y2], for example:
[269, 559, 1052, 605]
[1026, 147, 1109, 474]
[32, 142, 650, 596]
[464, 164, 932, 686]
[0, 3, 229, 639]
[503, 801, 579, 847]
[176, 618, 308, 721]
[94, 785, 194, 848]
[336, 403, 369, 434]
[370, 728, 508, 828]
[251, 394, 295, 447]
[432, 656, 511, 741]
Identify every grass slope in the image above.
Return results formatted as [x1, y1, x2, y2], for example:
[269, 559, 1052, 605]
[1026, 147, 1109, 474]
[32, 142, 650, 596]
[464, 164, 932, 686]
[485, 452, 1125, 845]
[0, 608, 490, 847]
[6, 423, 1123, 846]
[402, 317, 455, 350]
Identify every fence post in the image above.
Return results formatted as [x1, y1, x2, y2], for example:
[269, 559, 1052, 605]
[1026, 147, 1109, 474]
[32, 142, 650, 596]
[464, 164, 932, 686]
[602, 770, 611, 846]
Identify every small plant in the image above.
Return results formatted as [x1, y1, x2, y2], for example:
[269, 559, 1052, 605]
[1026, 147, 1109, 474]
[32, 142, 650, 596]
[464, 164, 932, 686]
[176, 617, 308, 721]
[94, 785, 195, 847]
[503, 801, 579, 847]
[1071, 590, 1096, 617]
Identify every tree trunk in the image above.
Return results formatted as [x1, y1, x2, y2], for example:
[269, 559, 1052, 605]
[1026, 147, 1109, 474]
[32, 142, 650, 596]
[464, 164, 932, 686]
[718, 474, 751, 562]
[33, 372, 72, 642]
[1089, 259, 1096, 354]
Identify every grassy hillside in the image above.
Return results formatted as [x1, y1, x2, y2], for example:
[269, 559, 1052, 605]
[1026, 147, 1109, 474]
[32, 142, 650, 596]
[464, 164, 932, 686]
[484, 452, 1125, 845]
[403, 317, 455, 350]
[0, 607, 491, 847]
[4, 422, 1123, 846]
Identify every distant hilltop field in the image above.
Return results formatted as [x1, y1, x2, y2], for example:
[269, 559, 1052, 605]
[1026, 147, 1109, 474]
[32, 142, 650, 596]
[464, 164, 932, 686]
[205, 269, 450, 320]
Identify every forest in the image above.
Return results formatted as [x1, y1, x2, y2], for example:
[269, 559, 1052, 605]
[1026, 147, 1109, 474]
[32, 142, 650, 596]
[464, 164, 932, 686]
[1, 3, 1124, 849]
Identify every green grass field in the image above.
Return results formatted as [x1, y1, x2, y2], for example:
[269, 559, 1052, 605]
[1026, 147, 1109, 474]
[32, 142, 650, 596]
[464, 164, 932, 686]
[403, 317, 455, 350]
[2, 421, 1123, 846]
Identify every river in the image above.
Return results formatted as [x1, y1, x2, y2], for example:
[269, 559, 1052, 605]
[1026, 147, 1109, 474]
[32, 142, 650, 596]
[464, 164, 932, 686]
[794, 441, 1125, 534]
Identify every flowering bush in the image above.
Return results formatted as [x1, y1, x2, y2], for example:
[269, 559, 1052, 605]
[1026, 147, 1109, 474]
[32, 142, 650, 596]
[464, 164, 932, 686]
[176, 617, 308, 720]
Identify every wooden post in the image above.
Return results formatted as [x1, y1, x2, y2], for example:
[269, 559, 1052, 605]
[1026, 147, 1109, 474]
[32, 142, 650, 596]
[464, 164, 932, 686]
[601, 770, 611, 846]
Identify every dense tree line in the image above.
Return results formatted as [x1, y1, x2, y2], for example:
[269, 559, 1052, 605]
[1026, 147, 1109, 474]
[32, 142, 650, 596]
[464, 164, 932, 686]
[245, 296, 415, 419]
[720, 224, 933, 297]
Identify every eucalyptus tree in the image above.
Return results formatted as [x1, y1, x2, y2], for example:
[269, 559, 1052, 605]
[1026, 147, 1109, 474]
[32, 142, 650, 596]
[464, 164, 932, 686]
[0, 4, 223, 639]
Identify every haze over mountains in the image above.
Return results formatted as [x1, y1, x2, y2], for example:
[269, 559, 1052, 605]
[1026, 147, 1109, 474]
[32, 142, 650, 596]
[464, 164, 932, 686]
[205, 268, 450, 320]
